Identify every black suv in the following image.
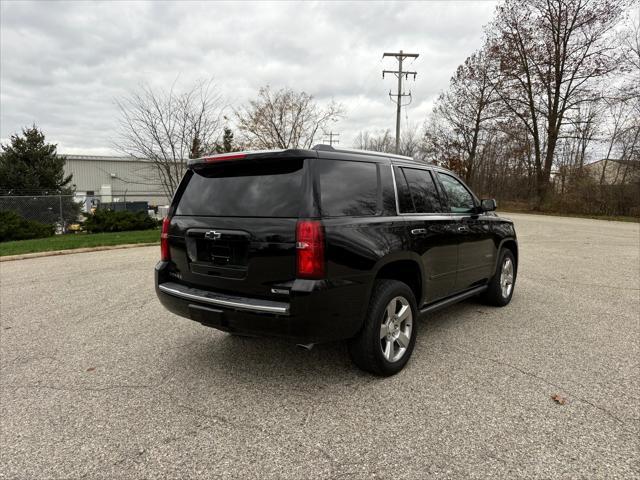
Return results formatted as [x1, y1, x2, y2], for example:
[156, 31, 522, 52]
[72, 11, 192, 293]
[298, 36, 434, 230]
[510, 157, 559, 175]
[155, 145, 518, 375]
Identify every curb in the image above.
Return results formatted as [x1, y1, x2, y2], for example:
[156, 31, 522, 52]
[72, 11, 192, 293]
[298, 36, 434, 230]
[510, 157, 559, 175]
[0, 242, 159, 262]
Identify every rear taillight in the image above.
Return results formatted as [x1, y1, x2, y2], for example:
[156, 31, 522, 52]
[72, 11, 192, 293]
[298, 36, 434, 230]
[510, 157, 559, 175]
[203, 152, 246, 163]
[296, 220, 325, 279]
[160, 217, 171, 261]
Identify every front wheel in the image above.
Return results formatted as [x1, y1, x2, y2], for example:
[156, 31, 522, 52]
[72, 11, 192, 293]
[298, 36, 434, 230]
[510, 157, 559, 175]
[482, 249, 517, 306]
[348, 279, 418, 376]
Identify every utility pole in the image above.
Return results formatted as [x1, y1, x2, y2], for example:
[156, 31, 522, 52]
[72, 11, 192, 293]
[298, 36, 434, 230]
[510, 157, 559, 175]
[323, 131, 340, 146]
[383, 50, 418, 154]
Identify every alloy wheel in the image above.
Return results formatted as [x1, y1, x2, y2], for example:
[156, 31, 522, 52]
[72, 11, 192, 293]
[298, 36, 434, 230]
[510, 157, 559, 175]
[379, 296, 413, 363]
[500, 257, 514, 298]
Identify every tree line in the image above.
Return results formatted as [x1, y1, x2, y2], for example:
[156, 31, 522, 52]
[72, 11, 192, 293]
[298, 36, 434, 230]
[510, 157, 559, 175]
[116, 1, 637, 217]
[348, 0, 638, 217]
[389, 0, 638, 216]
[3, 0, 637, 218]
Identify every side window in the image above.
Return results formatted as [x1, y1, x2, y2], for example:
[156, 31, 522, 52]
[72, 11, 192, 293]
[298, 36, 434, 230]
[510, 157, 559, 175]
[402, 168, 441, 213]
[394, 167, 441, 214]
[395, 168, 415, 213]
[437, 173, 475, 213]
[318, 160, 379, 217]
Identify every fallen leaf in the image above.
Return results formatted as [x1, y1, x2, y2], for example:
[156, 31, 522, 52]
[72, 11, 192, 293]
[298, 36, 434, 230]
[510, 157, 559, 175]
[551, 393, 567, 405]
[86, 367, 96, 372]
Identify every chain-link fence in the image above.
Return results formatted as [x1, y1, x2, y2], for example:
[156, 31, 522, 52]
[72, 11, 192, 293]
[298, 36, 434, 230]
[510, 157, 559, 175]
[0, 194, 76, 229]
[0, 192, 168, 233]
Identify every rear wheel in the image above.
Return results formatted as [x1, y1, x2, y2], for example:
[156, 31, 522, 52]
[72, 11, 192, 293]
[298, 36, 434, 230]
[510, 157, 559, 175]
[348, 279, 418, 376]
[482, 249, 516, 306]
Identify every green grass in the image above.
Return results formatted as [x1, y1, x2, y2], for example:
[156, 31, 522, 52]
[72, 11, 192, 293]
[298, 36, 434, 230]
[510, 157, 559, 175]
[0, 229, 160, 257]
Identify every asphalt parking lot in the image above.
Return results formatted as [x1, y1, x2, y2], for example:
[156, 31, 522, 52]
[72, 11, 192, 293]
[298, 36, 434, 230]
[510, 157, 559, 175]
[1, 213, 638, 479]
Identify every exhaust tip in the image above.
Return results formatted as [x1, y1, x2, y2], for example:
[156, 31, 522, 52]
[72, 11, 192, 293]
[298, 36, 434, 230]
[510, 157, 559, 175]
[296, 343, 314, 351]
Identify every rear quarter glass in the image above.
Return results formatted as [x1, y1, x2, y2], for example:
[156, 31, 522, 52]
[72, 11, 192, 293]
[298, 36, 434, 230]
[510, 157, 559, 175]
[176, 158, 304, 217]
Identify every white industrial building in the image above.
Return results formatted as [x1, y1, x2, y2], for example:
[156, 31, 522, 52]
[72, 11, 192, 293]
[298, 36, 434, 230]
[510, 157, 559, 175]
[63, 154, 172, 207]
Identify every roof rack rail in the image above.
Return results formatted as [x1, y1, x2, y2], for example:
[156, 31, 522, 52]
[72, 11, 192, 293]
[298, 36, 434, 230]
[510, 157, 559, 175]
[312, 144, 413, 161]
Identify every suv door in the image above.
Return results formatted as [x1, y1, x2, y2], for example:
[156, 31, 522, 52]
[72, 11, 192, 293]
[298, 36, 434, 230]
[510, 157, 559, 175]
[393, 165, 459, 304]
[435, 171, 496, 291]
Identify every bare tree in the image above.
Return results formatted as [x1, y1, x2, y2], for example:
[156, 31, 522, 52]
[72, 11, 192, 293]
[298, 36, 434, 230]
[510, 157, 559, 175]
[599, 96, 639, 184]
[618, 13, 640, 100]
[420, 0, 637, 216]
[570, 103, 599, 170]
[399, 126, 427, 161]
[353, 129, 395, 153]
[236, 86, 343, 149]
[486, 0, 627, 203]
[354, 125, 426, 161]
[424, 50, 499, 182]
[115, 79, 224, 199]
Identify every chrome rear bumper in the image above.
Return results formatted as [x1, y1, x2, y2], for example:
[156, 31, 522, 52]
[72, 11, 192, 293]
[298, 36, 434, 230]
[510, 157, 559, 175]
[158, 282, 290, 315]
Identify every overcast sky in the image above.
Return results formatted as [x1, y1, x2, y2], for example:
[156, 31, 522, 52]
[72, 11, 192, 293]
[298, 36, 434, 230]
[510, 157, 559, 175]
[0, 0, 498, 155]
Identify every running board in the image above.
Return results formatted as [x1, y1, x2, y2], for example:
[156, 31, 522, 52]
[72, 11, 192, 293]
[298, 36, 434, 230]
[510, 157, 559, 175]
[419, 285, 487, 315]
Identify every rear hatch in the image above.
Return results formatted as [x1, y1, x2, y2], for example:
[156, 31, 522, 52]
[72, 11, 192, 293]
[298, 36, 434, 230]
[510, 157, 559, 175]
[166, 155, 311, 300]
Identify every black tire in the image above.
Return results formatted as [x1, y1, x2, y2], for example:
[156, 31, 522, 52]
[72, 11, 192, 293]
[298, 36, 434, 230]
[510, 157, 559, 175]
[348, 279, 418, 376]
[481, 248, 517, 306]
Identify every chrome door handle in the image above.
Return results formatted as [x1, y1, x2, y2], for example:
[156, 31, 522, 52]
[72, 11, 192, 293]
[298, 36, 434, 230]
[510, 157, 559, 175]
[411, 228, 427, 235]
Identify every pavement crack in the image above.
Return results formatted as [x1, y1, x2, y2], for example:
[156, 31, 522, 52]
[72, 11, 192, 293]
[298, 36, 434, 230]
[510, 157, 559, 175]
[451, 345, 632, 429]
[0, 354, 61, 372]
[532, 274, 640, 292]
[314, 445, 338, 477]
[1, 382, 157, 393]
[164, 392, 272, 437]
[168, 397, 234, 427]
[564, 281, 639, 291]
[1, 367, 176, 394]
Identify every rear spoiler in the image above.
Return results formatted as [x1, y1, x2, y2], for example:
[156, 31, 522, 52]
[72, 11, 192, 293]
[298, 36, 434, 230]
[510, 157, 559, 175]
[188, 149, 317, 168]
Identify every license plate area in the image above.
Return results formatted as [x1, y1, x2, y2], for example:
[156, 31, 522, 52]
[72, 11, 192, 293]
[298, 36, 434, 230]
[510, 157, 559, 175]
[195, 238, 248, 266]
[186, 228, 250, 279]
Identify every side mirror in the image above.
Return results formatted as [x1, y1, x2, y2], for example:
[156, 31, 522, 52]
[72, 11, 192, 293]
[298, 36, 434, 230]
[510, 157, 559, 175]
[481, 199, 497, 212]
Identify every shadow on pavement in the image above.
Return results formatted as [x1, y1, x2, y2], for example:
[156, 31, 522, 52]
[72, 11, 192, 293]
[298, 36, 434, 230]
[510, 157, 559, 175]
[161, 297, 489, 388]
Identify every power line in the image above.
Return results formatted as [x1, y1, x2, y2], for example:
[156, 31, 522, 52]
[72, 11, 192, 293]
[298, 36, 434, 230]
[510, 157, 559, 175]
[323, 131, 340, 146]
[382, 50, 419, 154]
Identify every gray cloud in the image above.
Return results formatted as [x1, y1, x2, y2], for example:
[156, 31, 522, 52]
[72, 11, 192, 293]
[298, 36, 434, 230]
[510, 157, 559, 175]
[0, 0, 497, 154]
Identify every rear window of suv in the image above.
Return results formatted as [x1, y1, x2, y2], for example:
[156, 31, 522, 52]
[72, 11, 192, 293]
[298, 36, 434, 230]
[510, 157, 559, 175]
[176, 159, 304, 217]
[317, 159, 379, 217]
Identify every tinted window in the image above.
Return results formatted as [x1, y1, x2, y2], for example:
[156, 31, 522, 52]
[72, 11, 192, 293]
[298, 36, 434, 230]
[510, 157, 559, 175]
[402, 168, 440, 213]
[381, 165, 398, 216]
[395, 168, 414, 213]
[176, 159, 303, 217]
[437, 172, 475, 213]
[318, 160, 378, 217]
